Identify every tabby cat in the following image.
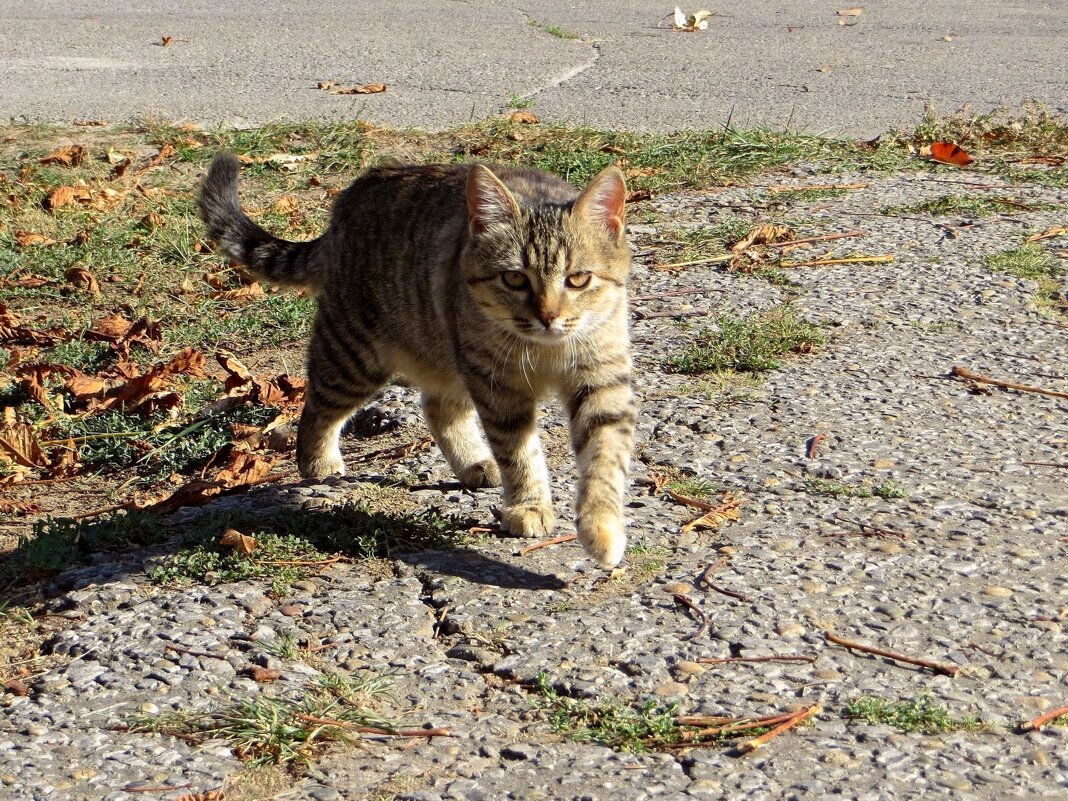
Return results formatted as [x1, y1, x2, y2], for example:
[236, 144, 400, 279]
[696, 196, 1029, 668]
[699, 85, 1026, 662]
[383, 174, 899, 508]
[199, 154, 636, 567]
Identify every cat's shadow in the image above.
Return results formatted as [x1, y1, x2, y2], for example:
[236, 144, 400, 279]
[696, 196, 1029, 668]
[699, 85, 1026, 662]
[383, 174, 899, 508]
[400, 547, 567, 592]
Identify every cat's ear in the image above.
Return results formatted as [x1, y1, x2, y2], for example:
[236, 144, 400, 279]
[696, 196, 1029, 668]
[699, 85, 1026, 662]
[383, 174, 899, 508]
[467, 165, 520, 236]
[574, 166, 626, 242]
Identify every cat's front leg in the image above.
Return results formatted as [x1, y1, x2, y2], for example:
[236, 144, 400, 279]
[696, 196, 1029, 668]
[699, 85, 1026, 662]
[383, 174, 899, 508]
[565, 375, 637, 568]
[472, 397, 555, 538]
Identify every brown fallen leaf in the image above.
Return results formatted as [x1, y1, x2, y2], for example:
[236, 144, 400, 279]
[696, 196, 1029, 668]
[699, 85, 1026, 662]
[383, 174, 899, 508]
[507, 111, 539, 124]
[0, 416, 48, 469]
[220, 527, 257, 555]
[273, 195, 300, 215]
[217, 351, 255, 392]
[319, 82, 387, 95]
[730, 223, 794, 252]
[47, 438, 81, 479]
[680, 492, 744, 533]
[45, 186, 76, 212]
[240, 665, 282, 683]
[836, 7, 864, 16]
[39, 144, 88, 167]
[1024, 226, 1068, 243]
[13, 230, 56, 247]
[919, 141, 973, 167]
[2, 678, 30, 697]
[211, 283, 266, 304]
[64, 265, 101, 295]
[160, 35, 173, 47]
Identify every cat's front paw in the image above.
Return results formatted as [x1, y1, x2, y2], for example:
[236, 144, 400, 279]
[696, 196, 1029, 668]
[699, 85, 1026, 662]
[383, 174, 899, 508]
[297, 447, 346, 479]
[499, 503, 555, 538]
[457, 459, 501, 489]
[577, 513, 626, 569]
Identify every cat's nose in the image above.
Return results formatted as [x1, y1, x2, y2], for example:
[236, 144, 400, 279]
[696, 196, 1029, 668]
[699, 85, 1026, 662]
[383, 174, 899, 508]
[538, 308, 559, 328]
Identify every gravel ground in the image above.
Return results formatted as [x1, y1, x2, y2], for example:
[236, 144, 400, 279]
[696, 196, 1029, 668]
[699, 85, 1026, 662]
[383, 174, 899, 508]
[2, 169, 1066, 801]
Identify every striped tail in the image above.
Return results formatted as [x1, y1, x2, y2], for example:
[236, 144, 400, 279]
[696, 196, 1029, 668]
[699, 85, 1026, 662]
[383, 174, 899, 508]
[198, 152, 325, 291]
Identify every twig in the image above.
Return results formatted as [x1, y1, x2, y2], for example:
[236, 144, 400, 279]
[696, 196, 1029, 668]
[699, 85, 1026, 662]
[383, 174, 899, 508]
[778, 254, 894, 269]
[698, 654, 817, 665]
[766, 229, 867, 249]
[291, 713, 452, 737]
[824, 631, 960, 677]
[1019, 703, 1068, 732]
[123, 785, 193, 794]
[665, 488, 719, 511]
[697, 557, 749, 602]
[1023, 461, 1068, 469]
[673, 594, 708, 641]
[518, 533, 576, 555]
[833, 514, 908, 540]
[165, 644, 229, 661]
[350, 436, 433, 465]
[630, 288, 711, 302]
[633, 308, 709, 320]
[735, 704, 821, 754]
[652, 254, 734, 271]
[805, 432, 825, 459]
[765, 182, 867, 194]
[950, 366, 1068, 400]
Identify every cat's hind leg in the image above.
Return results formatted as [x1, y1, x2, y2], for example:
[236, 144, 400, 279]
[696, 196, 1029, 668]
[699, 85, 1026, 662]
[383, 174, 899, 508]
[297, 323, 388, 479]
[421, 391, 501, 489]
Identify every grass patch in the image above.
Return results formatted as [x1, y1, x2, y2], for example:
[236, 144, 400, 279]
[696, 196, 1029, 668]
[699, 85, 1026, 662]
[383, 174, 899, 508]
[530, 672, 684, 752]
[845, 693, 983, 734]
[884, 194, 1052, 218]
[149, 501, 468, 594]
[11, 510, 164, 576]
[985, 244, 1065, 315]
[802, 478, 907, 499]
[127, 670, 397, 769]
[665, 477, 719, 498]
[507, 94, 534, 111]
[667, 306, 825, 374]
[529, 20, 582, 40]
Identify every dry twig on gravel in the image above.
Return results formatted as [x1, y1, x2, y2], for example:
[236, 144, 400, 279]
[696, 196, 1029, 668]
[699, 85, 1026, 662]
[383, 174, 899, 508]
[833, 515, 908, 540]
[518, 533, 577, 555]
[673, 593, 708, 641]
[1019, 703, 1068, 732]
[734, 704, 821, 754]
[697, 557, 749, 602]
[824, 631, 960, 677]
[950, 366, 1068, 400]
[698, 654, 818, 665]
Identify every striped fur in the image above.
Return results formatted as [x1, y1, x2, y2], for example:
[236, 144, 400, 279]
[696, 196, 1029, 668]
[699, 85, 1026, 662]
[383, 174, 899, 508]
[198, 154, 636, 567]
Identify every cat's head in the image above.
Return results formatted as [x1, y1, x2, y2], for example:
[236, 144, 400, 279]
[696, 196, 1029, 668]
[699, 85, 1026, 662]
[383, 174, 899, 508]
[462, 164, 631, 345]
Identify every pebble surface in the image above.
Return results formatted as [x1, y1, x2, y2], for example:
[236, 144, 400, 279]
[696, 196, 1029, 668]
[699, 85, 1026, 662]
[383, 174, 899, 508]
[2, 172, 1067, 800]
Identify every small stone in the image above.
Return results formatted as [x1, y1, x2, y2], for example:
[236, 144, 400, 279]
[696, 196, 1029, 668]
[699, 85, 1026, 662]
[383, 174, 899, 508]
[800, 581, 825, 594]
[820, 749, 853, 766]
[873, 540, 904, 554]
[279, 604, 302, 617]
[653, 681, 688, 697]
[1015, 696, 1051, 711]
[1031, 748, 1049, 766]
[1031, 620, 1061, 633]
[874, 603, 905, 620]
[673, 660, 706, 676]
[777, 622, 805, 638]
[71, 768, 96, 781]
[501, 743, 538, 760]
[308, 786, 340, 801]
[663, 582, 691, 595]
[139, 702, 160, 716]
[813, 669, 842, 681]
[873, 459, 894, 469]
[935, 773, 972, 791]
[25, 723, 46, 737]
[982, 586, 1012, 598]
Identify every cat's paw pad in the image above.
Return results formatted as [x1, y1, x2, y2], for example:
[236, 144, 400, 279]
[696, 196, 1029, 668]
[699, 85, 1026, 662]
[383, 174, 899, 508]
[297, 449, 346, 479]
[458, 459, 501, 489]
[499, 504, 555, 539]
[577, 514, 626, 569]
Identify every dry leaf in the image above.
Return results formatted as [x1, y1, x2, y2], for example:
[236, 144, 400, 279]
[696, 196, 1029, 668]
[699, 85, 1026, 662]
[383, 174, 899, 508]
[241, 665, 282, 683]
[673, 6, 712, 30]
[2, 678, 30, 697]
[220, 528, 257, 555]
[217, 352, 254, 392]
[160, 35, 173, 46]
[45, 186, 76, 212]
[64, 265, 101, 295]
[47, 438, 81, 479]
[920, 141, 973, 167]
[836, 7, 864, 15]
[321, 82, 387, 95]
[13, 230, 56, 247]
[273, 195, 299, 214]
[730, 224, 794, 252]
[681, 492, 743, 533]
[39, 145, 88, 167]
[507, 111, 540, 124]
[0, 416, 48, 469]
[1024, 226, 1068, 243]
[211, 283, 266, 304]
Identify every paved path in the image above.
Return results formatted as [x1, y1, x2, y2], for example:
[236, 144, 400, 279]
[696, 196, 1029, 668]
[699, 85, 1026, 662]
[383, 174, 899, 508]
[2, 1, 1066, 135]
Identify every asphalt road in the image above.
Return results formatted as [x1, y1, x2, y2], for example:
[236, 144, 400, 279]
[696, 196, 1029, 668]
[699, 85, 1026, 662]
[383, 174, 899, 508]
[1, 1, 1066, 135]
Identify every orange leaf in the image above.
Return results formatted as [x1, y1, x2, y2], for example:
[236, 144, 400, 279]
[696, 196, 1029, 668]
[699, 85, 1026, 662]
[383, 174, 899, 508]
[211, 283, 266, 304]
[273, 195, 300, 214]
[13, 231, 56, 247]
[45, 186, 76, 212]
[160, 35, 173, 47]
[242, 665, 282, 682]
[85, 313, 133, 341]
[216, 352, 254, 392]
[220, 527, 257, 554]
[64, 265, 101, 295]
[508, 111, 540, 124]
[924, 141, 973, 167]
[39, 145, 88, 167]
[215, 450, 277, 488]
[325, 83, 387, 95]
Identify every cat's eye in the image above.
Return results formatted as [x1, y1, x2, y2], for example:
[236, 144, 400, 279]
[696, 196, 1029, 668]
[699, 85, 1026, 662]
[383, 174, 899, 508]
[501, 271, 530, 290]
[565, 272, 592, 289]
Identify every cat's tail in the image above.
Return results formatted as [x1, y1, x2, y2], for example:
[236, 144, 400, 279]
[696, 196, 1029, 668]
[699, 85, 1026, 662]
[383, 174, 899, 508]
[198, 152, 325, 292]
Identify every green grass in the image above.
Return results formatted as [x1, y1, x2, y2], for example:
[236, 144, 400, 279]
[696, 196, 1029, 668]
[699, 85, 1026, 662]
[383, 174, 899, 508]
[985, 244, 1065, 315]
[802, 478, 908, 499]
[149, 501, 468, 594]
[845, 693, 983, 734]
[884, 194, 1051, 218]
[665, 477, 720, 498]
[530, 672, 684, 752]
[506, 94, 534, 110]
[127, 671, 397, 769]
[529, 20, 582, 40]
[667, 306, 825, 374]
